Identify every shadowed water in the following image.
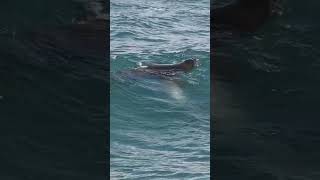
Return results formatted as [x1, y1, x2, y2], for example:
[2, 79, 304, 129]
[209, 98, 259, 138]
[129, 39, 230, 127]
[110, 0, 210, 179]
[0, 0, 108, 179]
[213, 0, 320, 179]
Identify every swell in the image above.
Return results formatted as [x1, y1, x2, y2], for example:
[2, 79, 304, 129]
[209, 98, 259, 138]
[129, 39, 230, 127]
[111, 45, 210, 179]
[111, 0, 209, 54]
[111, 0, 210, 178]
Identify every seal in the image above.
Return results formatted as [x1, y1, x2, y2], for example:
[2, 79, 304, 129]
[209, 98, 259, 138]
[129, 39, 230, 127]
[115, 58, 199, 81]
[213, 0, 283, 32]
[138, 58, 199, 73]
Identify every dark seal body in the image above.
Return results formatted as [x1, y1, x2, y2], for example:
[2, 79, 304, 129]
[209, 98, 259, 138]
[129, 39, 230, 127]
[116, 59, 198, 81]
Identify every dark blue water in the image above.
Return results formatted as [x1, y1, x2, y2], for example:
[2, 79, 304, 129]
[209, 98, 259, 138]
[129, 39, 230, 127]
[110, 0, 210, 179]
[0, 1, 108, 179]
[213, 0, 320, 179]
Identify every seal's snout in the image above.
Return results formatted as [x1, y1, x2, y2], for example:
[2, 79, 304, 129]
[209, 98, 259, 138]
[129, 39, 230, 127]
[184, 58, 199, 67]
[181, 58, 199, 72]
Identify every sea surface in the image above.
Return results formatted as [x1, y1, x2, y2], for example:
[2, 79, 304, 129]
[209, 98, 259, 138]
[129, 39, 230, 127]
[110, 0, 210, 179]
[0, 0, 107, 179]
[213, 0, 320, 179]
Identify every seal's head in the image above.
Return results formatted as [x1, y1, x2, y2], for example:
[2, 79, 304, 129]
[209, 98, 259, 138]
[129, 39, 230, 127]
[179, 58, 199, 72]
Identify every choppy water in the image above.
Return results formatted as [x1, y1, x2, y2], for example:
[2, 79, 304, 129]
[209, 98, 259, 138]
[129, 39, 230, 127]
[110, 0, 210, 179]
[213, 0, 320, 179]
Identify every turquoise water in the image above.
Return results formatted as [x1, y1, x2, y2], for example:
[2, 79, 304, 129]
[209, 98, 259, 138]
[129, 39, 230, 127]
[110, 0, 210, 179]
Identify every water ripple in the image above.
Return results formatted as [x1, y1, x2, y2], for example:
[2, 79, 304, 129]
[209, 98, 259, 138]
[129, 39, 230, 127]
[111, 0, 210, 179]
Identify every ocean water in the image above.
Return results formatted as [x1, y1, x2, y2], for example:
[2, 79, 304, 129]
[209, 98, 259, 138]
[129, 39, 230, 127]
[0, 1, 107, 179]
[213, 0, 320, 179]
[110, 0, 210, 179]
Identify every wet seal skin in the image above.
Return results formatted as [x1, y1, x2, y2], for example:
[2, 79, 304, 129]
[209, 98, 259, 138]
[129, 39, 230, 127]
[115, 58, 199, 82]
[139, 58, 199, 72]
[135, 58, 199, 77]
